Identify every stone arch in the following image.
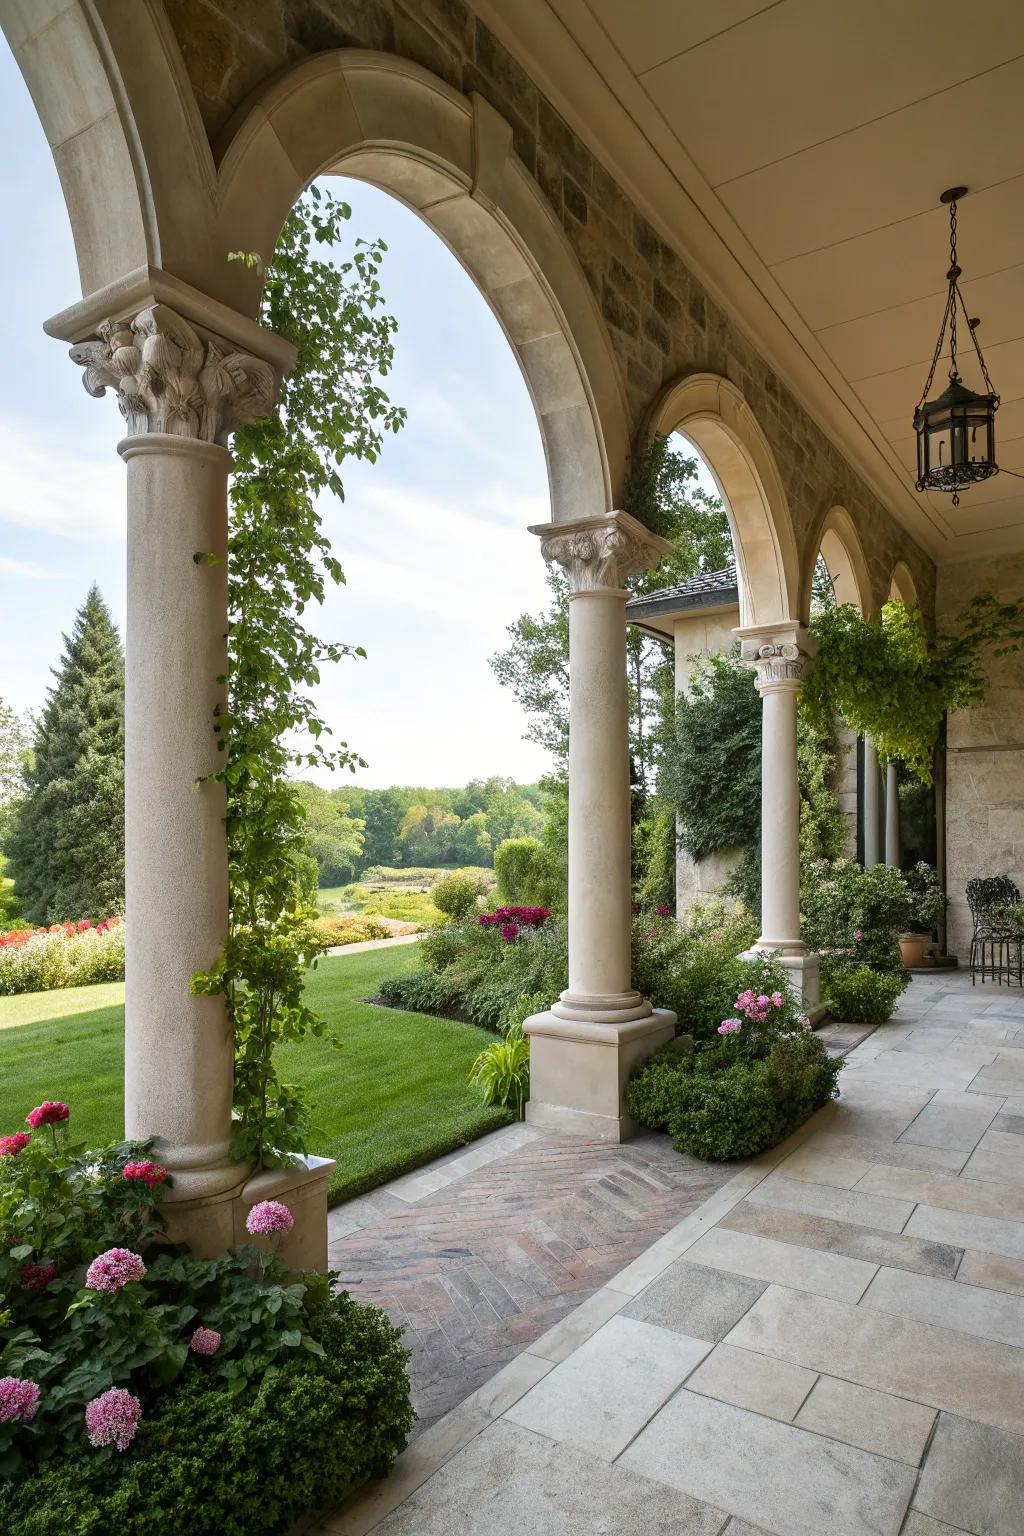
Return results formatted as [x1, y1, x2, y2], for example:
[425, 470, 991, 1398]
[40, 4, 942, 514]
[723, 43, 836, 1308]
[213, 51, 627, 524]
[802, 505, 873, 619]
[888, 560, 919, 607]
[642, 373, 800, 629]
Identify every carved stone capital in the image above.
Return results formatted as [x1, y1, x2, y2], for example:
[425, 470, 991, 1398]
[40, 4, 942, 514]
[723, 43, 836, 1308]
[737, 624, 817, 690]
[529, 511, 673, 594]
[69, 303, 278, 445]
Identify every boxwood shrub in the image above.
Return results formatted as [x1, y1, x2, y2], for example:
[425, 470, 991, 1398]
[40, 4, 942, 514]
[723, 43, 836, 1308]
[821, 962, 908, 1024]
[0, 1285, 413, 1536]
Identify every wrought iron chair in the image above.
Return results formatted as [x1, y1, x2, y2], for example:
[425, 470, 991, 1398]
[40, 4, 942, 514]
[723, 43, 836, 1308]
[966, 876, 1021, 986]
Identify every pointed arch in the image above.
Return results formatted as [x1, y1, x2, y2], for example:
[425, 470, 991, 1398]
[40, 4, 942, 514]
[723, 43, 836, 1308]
[888, 561, 920, 607]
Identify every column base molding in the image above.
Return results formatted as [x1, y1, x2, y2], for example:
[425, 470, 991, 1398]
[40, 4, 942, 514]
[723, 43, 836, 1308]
[161, 1154, 336, 1268]
[523, 1005, 676, 1142]
[741, 946, 821, 1011]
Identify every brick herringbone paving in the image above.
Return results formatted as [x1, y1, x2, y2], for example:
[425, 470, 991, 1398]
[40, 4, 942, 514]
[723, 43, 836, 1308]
[329, 1132, 737, 1431]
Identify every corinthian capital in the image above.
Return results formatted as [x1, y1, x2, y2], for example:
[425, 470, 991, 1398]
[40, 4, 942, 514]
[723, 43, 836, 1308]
[738, 623, 817, 690]
[529, 511, 673, 594]
[69, 304, 277, 445]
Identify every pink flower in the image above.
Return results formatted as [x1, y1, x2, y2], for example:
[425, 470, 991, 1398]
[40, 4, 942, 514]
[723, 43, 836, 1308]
[800, 1014, 812, 1031]
[499, 921, 521, 944]
[85, 1387, 140, 1451]
[0, 1132, 30, 1157]
[0, 1377, 40, 1423]
[736, 990, 755, 1009]
[756, 995, 771, 1008]
[85, 1247, 146, 1293]
[21, 1260, 57, 1294]
[718, 1019, 742, 1035]
[245, 1200, 294, 1236]
[189, 1326, 221, 1356]
[25, 1101, 69, 1130]
[122, 1160, 166, 1190]
[853, 929, 863, 941]
[770, 992, 784, 1008]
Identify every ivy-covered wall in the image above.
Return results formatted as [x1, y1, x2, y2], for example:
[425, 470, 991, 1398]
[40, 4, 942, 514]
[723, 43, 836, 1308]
[939, 554, 1024, 958]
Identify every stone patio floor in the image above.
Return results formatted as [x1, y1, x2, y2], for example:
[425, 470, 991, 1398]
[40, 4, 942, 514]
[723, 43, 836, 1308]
[314, 971, 1024, 1536]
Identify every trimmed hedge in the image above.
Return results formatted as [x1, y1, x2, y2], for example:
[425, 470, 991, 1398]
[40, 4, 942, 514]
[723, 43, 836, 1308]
[0, 1287, 413, 1536]
[822, 962, 908, 1024]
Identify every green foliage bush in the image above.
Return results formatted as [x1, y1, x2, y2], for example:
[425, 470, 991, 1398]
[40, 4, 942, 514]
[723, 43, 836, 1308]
[903, 861, 946, 933]
[800, 858, 910, 974]
[493, 837, 561, 909]
[430, 872, 484, 923]
[669, 655, 761, 863]
[821, 963, 907, 1024]
[468, 1024, 530, 1116]
[0, 1288, 412, 1536]
[630, 903, 764, 1045]
[628, 1022, 841, 1161]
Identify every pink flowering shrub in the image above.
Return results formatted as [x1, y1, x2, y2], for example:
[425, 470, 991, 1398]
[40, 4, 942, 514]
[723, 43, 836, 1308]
[246, 1199, 294, 1236]
[85, 1247, 147, 1293]
[84, 1387, 141, 1451]
[0, 917, 124, 995]
[0, 1378, 40, 1424]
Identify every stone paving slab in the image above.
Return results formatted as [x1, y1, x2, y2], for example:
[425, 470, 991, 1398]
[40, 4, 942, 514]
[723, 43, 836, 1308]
[314, 972, 1024, 1536]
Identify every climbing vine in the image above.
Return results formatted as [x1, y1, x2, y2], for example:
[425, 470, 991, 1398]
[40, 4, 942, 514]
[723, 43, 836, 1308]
[803, 595, 1024, 780]
[192, 186, 405, 1166]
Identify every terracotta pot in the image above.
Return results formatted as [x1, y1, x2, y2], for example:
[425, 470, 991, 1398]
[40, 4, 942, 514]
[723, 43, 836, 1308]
[899, 933, 931, 968]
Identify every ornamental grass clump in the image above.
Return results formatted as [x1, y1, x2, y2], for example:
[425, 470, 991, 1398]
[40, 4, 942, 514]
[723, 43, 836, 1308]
[0, 1096, 413, 1531]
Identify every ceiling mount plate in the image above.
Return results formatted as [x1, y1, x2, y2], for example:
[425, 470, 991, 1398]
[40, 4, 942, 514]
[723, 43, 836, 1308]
[940, 185, 968, 203]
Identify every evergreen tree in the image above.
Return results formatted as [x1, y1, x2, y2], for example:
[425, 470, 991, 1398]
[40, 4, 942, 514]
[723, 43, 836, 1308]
[7, 586, 125, 922]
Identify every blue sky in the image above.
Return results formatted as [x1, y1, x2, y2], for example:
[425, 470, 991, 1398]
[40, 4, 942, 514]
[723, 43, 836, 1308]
[0, 41, 558, 789]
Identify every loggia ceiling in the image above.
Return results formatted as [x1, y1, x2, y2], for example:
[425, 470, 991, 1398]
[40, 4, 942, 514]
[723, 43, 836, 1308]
[476, 0, 1024, 561]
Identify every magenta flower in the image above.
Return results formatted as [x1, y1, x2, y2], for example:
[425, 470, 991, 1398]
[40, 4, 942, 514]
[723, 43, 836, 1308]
[656, 904, 672, 918]
[21, 1260, 57, 1294]
[0, 1377, 40, 1423]
[85, 1247, 147, 1293]
[853, 929, 863, 941]
[25, 1101, 69, 1130]
[189, 1326, 222, 1356]
[245, 1200, 294, 1236]
[122, 1160, 167, 1190]
[0, 1132, 30, 1157]
[85, 1387, 141, 1451]
[718, 1018, 742, 1035]
[499, 921, 521, 944]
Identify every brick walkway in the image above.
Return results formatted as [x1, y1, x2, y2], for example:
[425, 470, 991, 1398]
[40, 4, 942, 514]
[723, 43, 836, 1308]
[327, 1124, 738, 1431]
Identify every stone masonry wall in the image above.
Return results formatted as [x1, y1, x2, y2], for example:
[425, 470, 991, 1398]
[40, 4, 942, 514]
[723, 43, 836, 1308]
[164, 0, 935, 615]
[938, 554, 1024, 959]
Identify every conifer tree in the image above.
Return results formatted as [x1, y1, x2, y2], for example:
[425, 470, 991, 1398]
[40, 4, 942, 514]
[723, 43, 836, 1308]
[7, 586, 125, 921]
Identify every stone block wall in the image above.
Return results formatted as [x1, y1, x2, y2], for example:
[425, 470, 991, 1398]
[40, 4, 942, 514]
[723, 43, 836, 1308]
[938, 555, 1024, 958]
[164, 0, 934, 616]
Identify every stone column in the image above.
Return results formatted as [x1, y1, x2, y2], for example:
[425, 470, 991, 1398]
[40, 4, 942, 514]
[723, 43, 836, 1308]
[738, 623, 820, 1010]
[863, 737, 882, 866]
[885, 758, 901, 868]
[70, 304, 279, 1251]
[523, 512, 676, 1140]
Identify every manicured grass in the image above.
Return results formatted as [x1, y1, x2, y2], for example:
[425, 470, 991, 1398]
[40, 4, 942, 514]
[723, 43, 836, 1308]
[0, 947, 511, 1204]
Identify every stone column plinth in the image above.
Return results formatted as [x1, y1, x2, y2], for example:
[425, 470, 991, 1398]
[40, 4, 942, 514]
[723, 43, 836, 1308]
[524, 512, 676, 1140]
[69, 302, 330, 1260]
[863, 737, 882, 867]
[738, 623, 820, 1010]
[885, 758, 901, 868]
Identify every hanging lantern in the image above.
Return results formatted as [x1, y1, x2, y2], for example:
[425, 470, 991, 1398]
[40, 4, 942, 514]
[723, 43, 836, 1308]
[913, 188, 999, 507]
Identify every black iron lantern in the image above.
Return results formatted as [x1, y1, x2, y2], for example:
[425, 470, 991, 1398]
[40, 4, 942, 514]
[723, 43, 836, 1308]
[913, 188, 999, 507]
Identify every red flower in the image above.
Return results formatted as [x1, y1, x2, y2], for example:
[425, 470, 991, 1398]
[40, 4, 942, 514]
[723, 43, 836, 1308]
[0, 1132, 30, 1157]
[656, 904, 672, 918]
[499, 921, 521, 944]
[25, 1102, 69, 1130]
[21, 1261, 57, 1294]
[122, 1159, 166, 1190]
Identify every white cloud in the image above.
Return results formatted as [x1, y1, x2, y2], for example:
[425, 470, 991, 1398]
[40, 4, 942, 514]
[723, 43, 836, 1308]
[0, 553, 66, 579]
[0, 419, 124, 542]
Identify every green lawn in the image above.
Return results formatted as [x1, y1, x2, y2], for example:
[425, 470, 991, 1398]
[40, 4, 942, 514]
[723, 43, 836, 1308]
[0, 948, 511, 1205]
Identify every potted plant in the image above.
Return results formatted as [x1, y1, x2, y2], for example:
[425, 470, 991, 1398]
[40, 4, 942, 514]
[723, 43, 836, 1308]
[899, 862, 946, 967]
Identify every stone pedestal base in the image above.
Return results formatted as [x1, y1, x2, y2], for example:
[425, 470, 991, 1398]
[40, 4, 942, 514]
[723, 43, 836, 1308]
[743, 946, 821, 1012]
[162, 1154, 336, 1269]
[523, 1006, 676, 1141]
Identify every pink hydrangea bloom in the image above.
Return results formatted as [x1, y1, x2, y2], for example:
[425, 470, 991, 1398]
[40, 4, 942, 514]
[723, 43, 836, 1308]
[21, 1260, 58, 1293]
[25, 1101, 69, 1129]
[85, 1387, 141, 1451]
[718, 1018, 742, 1035]
[85, 1247, 147, 1293]
[0, 1132, 30, 1157]
[770, 992, 784, 1008]
[0, 1377, 40, 1423]
[122, 1160, 167, 1190]
[190, 1326, 222, 1356]
[245, 1200, 294, 1236]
